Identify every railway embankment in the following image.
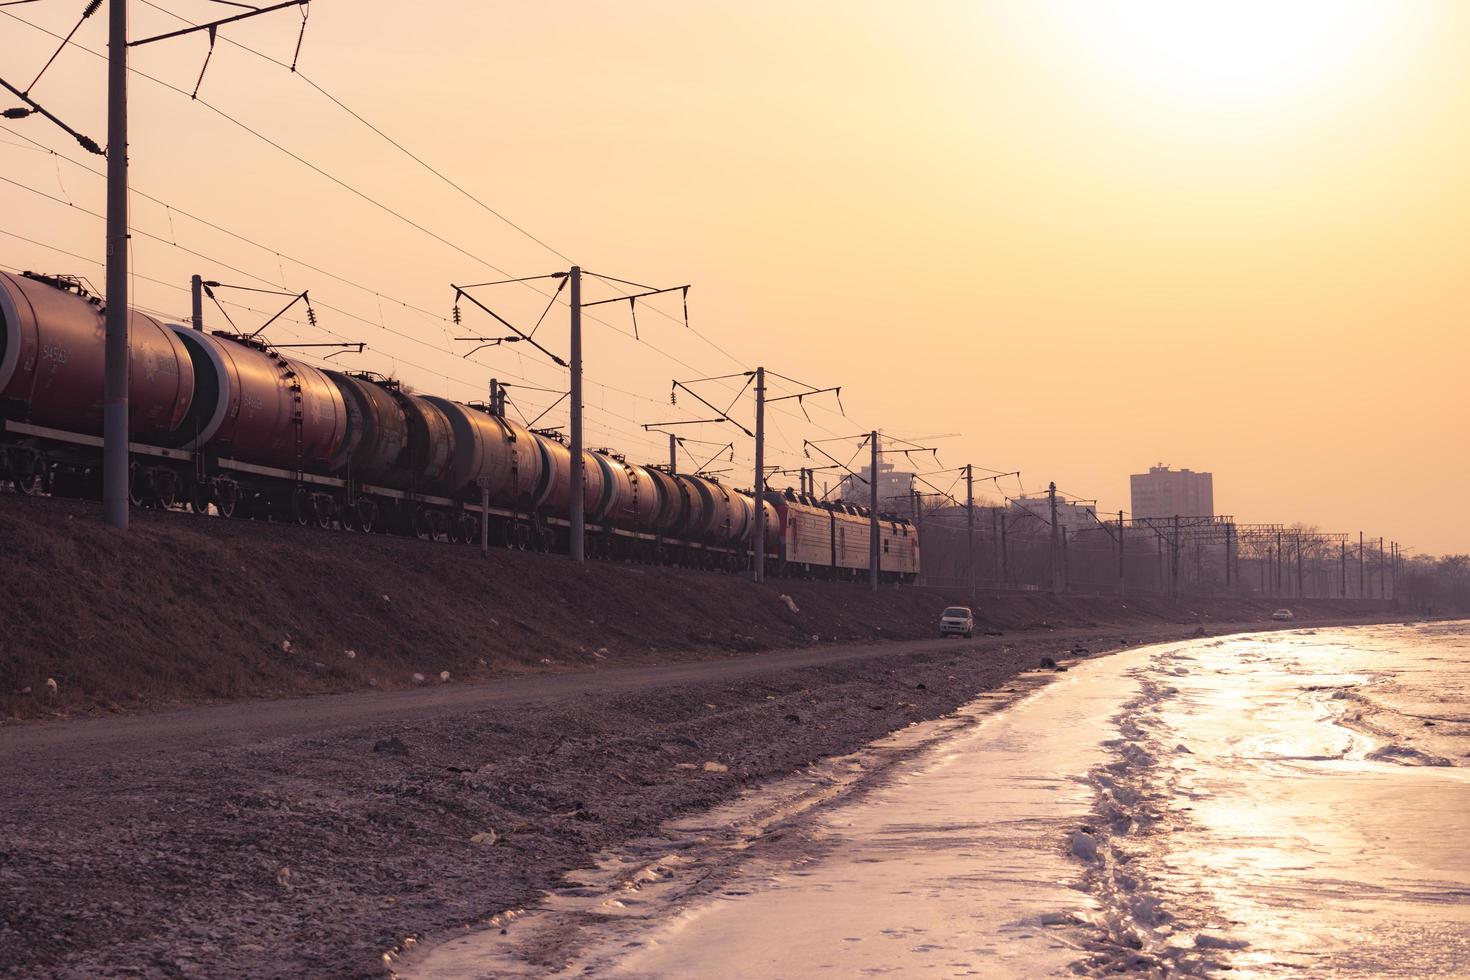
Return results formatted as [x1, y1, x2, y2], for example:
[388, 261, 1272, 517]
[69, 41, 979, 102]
[2, 491, 1395, 722]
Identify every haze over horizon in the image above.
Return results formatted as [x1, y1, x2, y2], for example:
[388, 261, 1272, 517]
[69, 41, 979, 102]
[2, 0, 1465, 552]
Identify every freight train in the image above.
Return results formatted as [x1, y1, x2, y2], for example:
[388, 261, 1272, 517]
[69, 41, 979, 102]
[0, 269, 919, 582]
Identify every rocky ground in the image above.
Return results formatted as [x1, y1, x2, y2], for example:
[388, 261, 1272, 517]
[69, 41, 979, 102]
[1, 617, 1396, 979]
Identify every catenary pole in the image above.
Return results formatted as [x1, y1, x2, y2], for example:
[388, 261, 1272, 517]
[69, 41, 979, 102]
[103, 0, 130, 530]
[752, 366, 766, 582]
[669, 433, 677, 474]
[1048, 482, 1060, 592]
[568, 266, 584, 562]
[869, 430, 880, 591]
[1359, 530, 1365, 598]
[966, 463, 975, 603]
[190, 274, 203, 331]
[1118, 510, 1126, 594]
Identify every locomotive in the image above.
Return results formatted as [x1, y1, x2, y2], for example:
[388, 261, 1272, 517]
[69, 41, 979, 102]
[0, 269, 919, 581]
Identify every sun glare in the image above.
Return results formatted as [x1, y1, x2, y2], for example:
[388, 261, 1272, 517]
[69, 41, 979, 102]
[1049, 0, 1402, 106]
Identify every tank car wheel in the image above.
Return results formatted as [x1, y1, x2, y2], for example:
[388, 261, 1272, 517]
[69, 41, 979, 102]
[152, 469, 178, 510]
[292, 487, 314, 527]
[355, 499, 377, 533]
[447, 514, 464, 545]
[127, 461, 149, 507]
[313, 493, 336, 529]
[8, 452, 45, 495]
[341, 501, 359, 532]
[188, 477, 212, 514]
[215, 481, 239, 519]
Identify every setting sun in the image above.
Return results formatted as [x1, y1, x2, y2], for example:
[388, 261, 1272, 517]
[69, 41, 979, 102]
[1045, 0, 1413, 107]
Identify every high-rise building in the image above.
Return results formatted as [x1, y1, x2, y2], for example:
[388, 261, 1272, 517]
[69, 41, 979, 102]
[1130, 465, 1214, 519]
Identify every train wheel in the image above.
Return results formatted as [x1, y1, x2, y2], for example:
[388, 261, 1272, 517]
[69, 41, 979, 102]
[292, 487, 313, 527]
[127, 461, 148, 507]
[313, 494, 335, 529]
[8, 452, 44, 495]
[356, 499, 377, 533]
[447, 514, 464, 544]
[215, 481, 239, 519]
[463, 515, 481, 544]
[152, 470, 178, 510]
[188, 476, 211, 514]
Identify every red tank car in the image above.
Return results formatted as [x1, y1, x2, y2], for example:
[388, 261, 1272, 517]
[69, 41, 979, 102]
[426, 397, 544, 509]
[322, 371, 410, 485]
[0, 272, 194, 444]
[171, 328, 347, 472]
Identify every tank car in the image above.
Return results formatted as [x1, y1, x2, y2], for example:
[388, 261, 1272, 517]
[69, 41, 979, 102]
[1, 272, 195, 496]
[172, 328, 348, 471]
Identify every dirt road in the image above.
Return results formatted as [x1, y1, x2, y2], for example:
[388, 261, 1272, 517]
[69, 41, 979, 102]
[0, 615, 1398, 979]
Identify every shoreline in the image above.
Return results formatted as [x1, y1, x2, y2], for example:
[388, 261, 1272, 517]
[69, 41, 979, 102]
[0, 615, 1407, 978]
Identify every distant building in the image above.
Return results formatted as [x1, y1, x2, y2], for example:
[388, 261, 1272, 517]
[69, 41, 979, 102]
[1008, 494, 1098, 533]
[837, 458, 915, 516]
[1130, 465, 1214, 519]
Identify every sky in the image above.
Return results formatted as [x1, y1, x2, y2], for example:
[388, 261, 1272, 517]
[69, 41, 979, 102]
[1, 1, 1466, 553]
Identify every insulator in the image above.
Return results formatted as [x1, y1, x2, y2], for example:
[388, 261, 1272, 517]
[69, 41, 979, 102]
[728, 447, 735, 462]
[306, 306, 317, 327]
[2, 108, 32, 119]
[670, 390, 676, 405]
[452, 303, 461, 325]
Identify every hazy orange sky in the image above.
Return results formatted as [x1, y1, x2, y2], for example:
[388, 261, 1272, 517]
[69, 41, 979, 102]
[2, 1, 1466, 552]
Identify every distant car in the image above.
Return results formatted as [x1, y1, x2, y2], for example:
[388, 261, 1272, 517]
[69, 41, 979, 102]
[1272, 608, 1295, 621]
[940, 606, 974, 638]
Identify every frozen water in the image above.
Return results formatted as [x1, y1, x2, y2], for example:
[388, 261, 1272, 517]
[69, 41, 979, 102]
[400, 622, 1470, 978]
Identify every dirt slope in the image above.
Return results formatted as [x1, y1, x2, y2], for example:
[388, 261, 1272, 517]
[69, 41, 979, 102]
[1, 492, 1392, 720]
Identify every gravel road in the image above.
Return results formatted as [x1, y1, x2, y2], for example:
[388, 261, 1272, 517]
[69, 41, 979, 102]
[0, 617, 1387, 978]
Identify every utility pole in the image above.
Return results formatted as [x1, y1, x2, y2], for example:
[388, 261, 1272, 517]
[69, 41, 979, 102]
[669, 433, 677, 474]
[752, 366, 766, 582]
[190, 274, 204, 331]
[1117, 510, 1125, 595]
[568, 265, 584, 562]
[966, 464, 975, 603]
[1340, 539, 1347, 598]
[1223, 522, 1232, 592]
[1048, 482, 1060, 593]
[1000, 510, 1010, 587]
[1358, 531, 1365, 599]
[869, 430, 880, 592]
[102, 0, 131, 530]
[1171, 514, 1180, 600]
[1296, 531, 1304, 599]
[1370, 537, 1381, 599]
[990, 508, 1000, 583]
[1061, 526, 1069, 592]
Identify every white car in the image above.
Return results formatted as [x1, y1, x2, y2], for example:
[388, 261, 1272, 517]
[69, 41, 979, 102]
[1272, 608, 1295, 622]
[940, 606, 974, 638]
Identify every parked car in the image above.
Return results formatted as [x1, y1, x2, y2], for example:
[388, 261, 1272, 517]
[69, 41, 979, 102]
[1272, 608, 1295, 621]
[940, 606, 974, 638]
